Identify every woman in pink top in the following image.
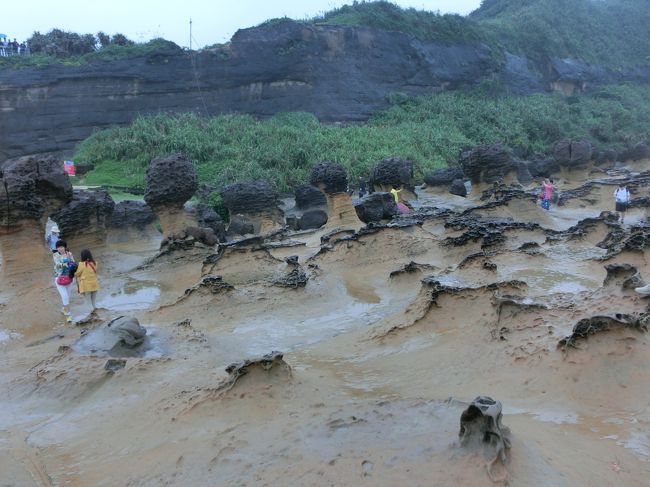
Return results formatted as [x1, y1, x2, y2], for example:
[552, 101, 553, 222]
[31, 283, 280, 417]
[541, 179, 554, 210]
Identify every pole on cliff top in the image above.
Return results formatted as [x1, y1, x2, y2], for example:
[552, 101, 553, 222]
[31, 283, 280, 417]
[189, 19, 193, 51]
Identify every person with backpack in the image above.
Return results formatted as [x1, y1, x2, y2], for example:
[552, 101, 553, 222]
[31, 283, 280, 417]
[53, 240, 76, 323]
[75, 249, 100, 313]
[614, 183, 631, 223]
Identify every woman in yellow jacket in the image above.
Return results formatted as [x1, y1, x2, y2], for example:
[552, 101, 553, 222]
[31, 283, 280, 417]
[76, 249, 100, 312]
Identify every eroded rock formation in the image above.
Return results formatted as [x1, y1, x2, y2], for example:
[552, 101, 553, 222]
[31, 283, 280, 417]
[0, 155, 72, 280]
[310, 161, 361, 230]
[459, 144, 512, 184]
[354, 192, 398, 223]
[221, 180, 284, 236]
[144, 154, 198, 236]
[51, 188, 115, 245]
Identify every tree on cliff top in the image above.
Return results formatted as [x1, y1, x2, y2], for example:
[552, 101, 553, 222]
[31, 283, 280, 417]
[28, 30, 135, 57]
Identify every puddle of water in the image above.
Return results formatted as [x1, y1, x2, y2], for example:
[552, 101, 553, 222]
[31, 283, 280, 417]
[618, 430, 650, 460]
[72, 326, 167, 358]
[504, 406, 580, 425]
[509, 268, 596, 294]
[100, 279, 160, 311]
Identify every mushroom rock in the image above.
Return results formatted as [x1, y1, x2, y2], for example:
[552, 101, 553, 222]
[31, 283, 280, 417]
[368, 156, 416, 200]
[552, 139, 593, 173]
[424, 167, 464, 187]
[309, 161, 361, 229]
[50, 189, 115, 250]
[221, 180, 284, 236]
[459, 144, 512, 185]
[0, 155, 72, 282]
[144, 153, 198, 236]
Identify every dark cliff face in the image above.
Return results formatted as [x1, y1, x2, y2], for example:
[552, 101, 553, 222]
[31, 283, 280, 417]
[1, 19, 649, 162]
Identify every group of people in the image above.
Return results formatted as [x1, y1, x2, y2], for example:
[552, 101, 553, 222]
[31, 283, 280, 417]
[0, 38, 28, 57]
[47, 226, 100, 323]
[539, 178, 631, 223]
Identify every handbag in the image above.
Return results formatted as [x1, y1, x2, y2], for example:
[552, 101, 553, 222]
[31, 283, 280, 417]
[56, 275, 73, 286]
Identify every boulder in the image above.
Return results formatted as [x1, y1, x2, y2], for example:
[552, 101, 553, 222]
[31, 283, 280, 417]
[298, 209, 328, 230]
[424, 167, 464, 187]
[221, 181, 280, 214]
[109, 200, 156, 228]
[594, 149, 618, 166]
[189, 203, 226, 242]
[459, 144, 512, 184]
[227, 215, 255, 237]
[294, 184, 327, 209]
[50, 189, 115, 239]
[552, 139, 593, 169]
[368, 156, 414, 191]
[354, 192, 398, 223]
[309, 161, 348, 194]
[526, 157, 560, 178]
[106, 316, 147, 348]
[0, 155, 72, 227]
[144, 153, 198, 208]
[449, 178, 468, 197]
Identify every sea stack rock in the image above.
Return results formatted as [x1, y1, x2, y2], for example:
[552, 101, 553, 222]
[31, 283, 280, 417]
[0, 155, 73, 280]
[51, 189, 115, 249]
[221, 180, 284, 237]
[144, 154, 198, 236]
[309, 161, 361, 229]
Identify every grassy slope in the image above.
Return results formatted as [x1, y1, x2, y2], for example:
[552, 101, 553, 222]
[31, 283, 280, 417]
[76, 84, 650, 193]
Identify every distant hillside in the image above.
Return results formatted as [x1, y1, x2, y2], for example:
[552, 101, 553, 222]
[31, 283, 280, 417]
[304, 0, 650, 68]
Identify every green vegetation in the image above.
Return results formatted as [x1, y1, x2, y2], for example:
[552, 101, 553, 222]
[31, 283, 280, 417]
[75, 84, 650, 194]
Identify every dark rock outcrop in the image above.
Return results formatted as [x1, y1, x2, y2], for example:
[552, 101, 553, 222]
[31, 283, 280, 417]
[50, 189, 115, 239]
[189, 203, 226, 241]
[552, 139, 593, 169]
[309, 161, 348, 194]
[144, 154, 198, 209]
[368, 157, 414, 192]
[449, 178, 468, 197]
[424, 167, 464, 187]
[354, 192, 398, 223]
[459, 144, 512, 184]
[108, 200, 156, 228]
[221, 181, 284, 236]
[559, 314, 648, 348]
[0, 155, 72, 227]
[294, 184, 327, 209]
[603, 263, 644, 290]
[298, 209, 328, 230]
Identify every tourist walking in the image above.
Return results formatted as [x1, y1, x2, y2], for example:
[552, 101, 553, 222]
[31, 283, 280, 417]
[45, 225, 60, 252]
[75, 249, 100, 313]
[53, 240, 76, 323]
[614, 182, 630, 223]
[540, 179, 555, 210]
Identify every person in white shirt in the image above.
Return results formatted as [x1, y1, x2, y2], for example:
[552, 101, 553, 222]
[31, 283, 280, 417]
[614, 183, 630, 223]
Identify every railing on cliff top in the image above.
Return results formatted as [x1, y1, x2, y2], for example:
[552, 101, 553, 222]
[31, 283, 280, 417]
[0, 46, 30, 57]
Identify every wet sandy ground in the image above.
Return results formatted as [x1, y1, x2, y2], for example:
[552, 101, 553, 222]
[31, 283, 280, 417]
[1, 178, 650, 486]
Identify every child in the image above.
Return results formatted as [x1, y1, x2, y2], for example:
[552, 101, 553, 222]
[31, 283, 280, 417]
[614, 183, 630, 223]
[76, 249, 100, 313]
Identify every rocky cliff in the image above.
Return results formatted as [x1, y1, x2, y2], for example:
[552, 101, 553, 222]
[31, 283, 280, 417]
[1, 19, 649, 162]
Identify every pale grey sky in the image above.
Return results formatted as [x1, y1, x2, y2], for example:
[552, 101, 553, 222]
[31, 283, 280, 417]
[1, 0, 482, 48]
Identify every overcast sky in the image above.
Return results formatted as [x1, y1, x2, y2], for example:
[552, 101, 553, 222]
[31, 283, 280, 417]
[2, 1, 482, 47]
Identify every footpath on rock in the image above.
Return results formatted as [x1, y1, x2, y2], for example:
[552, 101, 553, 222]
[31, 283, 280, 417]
[1, 146, 650, 486]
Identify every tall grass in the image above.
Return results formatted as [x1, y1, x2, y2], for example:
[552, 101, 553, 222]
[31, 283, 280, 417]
[76, 84, 650, 193]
